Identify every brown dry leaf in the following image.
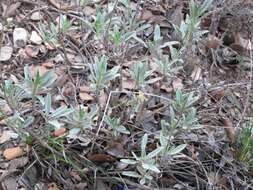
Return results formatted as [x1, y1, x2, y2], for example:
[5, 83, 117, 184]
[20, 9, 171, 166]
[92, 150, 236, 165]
[48, 182, 60, 190]
[161, 84, 173, 93]
[48, 0, 73, 10]
[88, 154, 116, 163]
[70, 171, 82, 181]
[29, 65, 49, 78]
[139, 9, 153, 21]
[106, 142, 125, 157]
[79, 92, 94, 101]
[98, 91, 108, 109]
[234, 32, 252, 51]
[3, 2, 21, 18]
[170, 5, 183, 26]
[210, 89, 225, 102]
[25, 45, 40, 58]
[54, 127, 67, 137]
[3, 147, 24, 160]
[206, 35, 220, 49]
[0, 130, 18, 144]
[9, 157, 29, 170]
[83, 6, 96, 16]
[190, 65, 202, 82]
[79, 85, 91, 92]
[222, 118, 235, 144]
[122, 78, 135, 90]
[42, 60, 54, 68]
[172, 78, 183, 91]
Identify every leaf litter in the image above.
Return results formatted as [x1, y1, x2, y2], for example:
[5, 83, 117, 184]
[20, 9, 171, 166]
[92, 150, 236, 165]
[0, 0, 253, 189]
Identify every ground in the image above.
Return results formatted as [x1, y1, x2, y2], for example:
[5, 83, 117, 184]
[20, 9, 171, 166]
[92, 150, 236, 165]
[0, 0, 253, 189]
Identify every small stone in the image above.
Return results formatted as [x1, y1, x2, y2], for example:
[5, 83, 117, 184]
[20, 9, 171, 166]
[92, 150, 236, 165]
[30, 11, 42, 21]
[13, 28, 28, 47]
[0, 23, 3, 31]
[0, 46, 13, 61]
[30, 31, 42, 45]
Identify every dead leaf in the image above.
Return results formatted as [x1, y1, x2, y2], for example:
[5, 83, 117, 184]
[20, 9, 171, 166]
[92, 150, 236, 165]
[48, 0, 73, 10]
[0, 130, 18, 144]
[9, 157, 29, 170]
[83, 6, 96, 16]
[3, 2, 21, 18]
[190, 65, 202, 82]
[172, 78, 183, 91]
[42, 60, 54, 68]
[54, 127, 67, 137]
[106, 142, 125, 157]
[25, 45, 40, 58]
[48, 182, 60, 190]
[122, 78, 135, 90]
[222, 118, 235, 144]
[206, 35, 220, 49]
[98, 91, 108, 109]
[79, 85, 91, 92]
[210, 89, 225, 102]
[0, 46, 13, 61]
[79, 92, 94, 101]
[3, 147, 24, 160]
[70, 171, 81, 181]
[88, 154, 116, 163]
[29, 65, 49, 78]
[139, 9, 153, 21]
[30, 12, 43, 21]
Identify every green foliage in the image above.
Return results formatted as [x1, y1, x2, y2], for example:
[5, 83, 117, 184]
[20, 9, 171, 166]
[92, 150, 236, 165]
[6, 113, 34, 140]
[121, 134, 163, 185]
[39, 15, 72, 45]
[89, 56, 120, 93]
[159, 132, 187, 157]
[104, 116, 130, 137]
[2, 80, 27, 111]
[237, 120, 253, 166]
[155, 53, 183, 81]
[64, 106, 97, 130]
[22, 65, 56, 98]
[146, 25, 180, 56]
[129, 61, 159, 89]
[174, 0, 212, 45]
[161, 90, 198, 138]
[38, 94, 74, 129]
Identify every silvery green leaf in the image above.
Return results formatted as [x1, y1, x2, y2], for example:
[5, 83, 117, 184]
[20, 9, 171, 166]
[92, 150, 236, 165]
[122, 171, 141, 178]
[140, 178, 146, 185]
[116, 125, 130, 134]
[50, 107, 74, 119]
[67, 128, 81, 139]
[23, 116, 34, 128]
[133, 35, 147, 48]
[154, 25, 161, 42]
[199, 0, 213, 16]
[159, 41, 180, 49]
[146, 77, 162, 84]
[147, 146, 163, 159]
[167, 144, 187, 155]
[120, 159, 137, 165]
[48, 120, 62, 129]
[142, 163, 160, 173]
[45, 94, 51, 116]
[41, 70, 56, 88]
[141, 134, 148, 157]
